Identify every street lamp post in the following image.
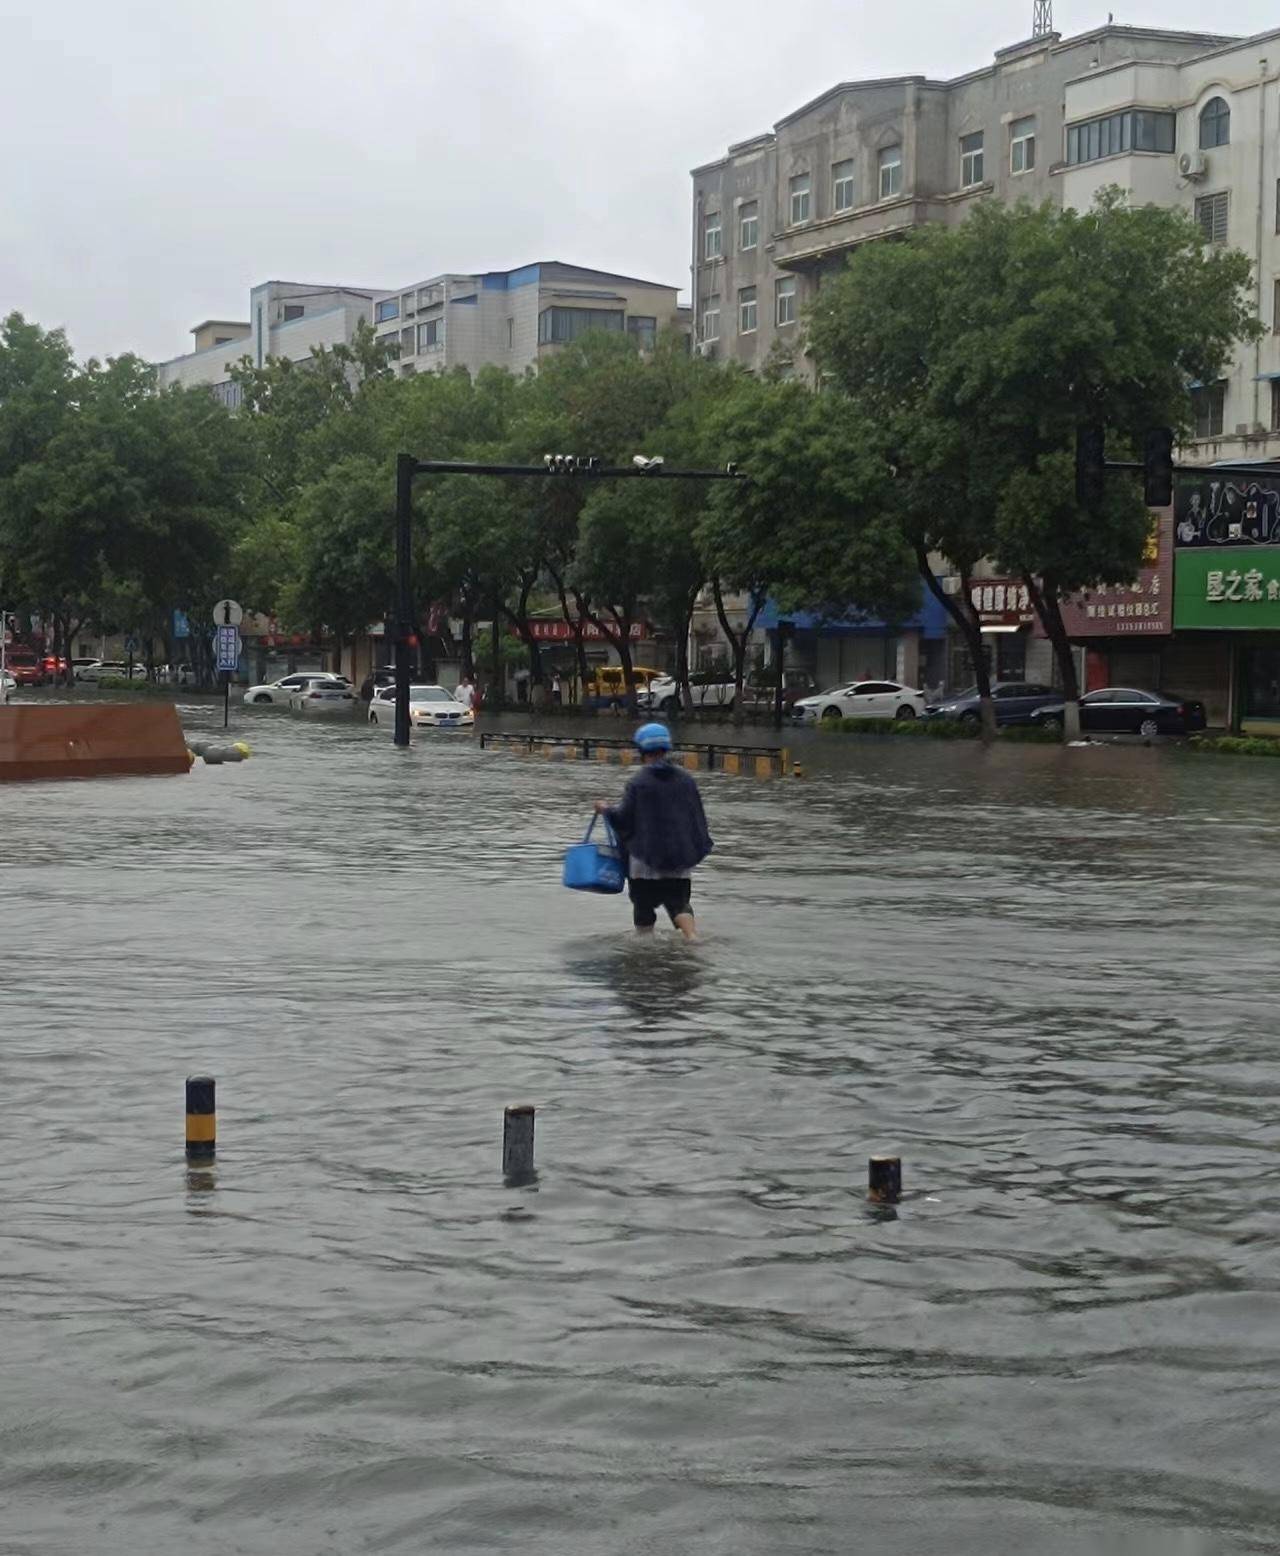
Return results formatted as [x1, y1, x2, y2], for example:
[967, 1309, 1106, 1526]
[390, 454, 746, 748]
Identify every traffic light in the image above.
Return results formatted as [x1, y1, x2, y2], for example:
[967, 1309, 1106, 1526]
[1075, 424, 1106, 510]
[1143, 426, 1174, 508]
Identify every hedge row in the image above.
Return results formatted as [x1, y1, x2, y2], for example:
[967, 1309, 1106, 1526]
[818, 717, 1060, 743]
[1187, 734, 1280, 758]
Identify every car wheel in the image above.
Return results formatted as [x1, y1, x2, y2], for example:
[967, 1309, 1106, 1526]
[1139, 718, 1159, 737]
[251, 693, 272, 704]
[822, 705, 843, 722]
[368, 710, 378, 724]
[895, 705, 916, 721]
[1040, 714, 1064, 732]
[959, 710, 980, 725]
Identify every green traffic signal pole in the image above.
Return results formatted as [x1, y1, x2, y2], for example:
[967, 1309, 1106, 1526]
[393, 454, 747, 748]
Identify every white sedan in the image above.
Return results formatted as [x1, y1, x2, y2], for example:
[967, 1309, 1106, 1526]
[369, 685, 474, 729]
[793, 680, 926, 722]
[289, 681, 357, 711]
[243, 672, 350, 705]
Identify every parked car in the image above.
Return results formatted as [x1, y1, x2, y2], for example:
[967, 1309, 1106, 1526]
[0, 669, 16, 698]
[40, 655, 70, 679]
[368, 684, 474, 729]
[640, 669, 735, 714]
[793, 680, 927, 722]
[742, 668, 819, 713]
[582, 666, 666, 710]
[5, 651, 45, 686]
[1029, 687, 1207, 736]
[77, 660, 148, 682]
[243, 672, 349, 705]
[290, 680, 356, 711]
[926, 682, 1061, 726]
[71, 657, 102, 680]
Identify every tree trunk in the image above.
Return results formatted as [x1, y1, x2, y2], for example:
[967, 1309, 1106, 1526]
[916, 548, 995, 743]
[550, 567, 591, 699]
[711, 578, 762, 728]
[460, 603, 475, 681]
[490, 598, 503, 708]
[675, 586, 697, 716]
[1026, 573, 1080, 741]
[502, 578, 545, 701]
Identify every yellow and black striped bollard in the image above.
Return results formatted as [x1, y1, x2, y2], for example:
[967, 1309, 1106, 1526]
[185, 1075, 216, 1162]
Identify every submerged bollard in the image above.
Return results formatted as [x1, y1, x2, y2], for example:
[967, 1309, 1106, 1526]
[186, 1075, 216, 1162]
[503, 1104, 536, 1185]
[867, 1155, 901, 1204]
[792, 762, 805, 779]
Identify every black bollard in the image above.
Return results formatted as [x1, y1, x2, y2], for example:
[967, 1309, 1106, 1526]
[186, 1075, 216, 1162]
[503, 1104, 536, 1185]
[868, 1155, 901, 1204]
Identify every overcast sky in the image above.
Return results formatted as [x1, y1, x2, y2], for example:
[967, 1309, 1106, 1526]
[4, 0, 1278, 364]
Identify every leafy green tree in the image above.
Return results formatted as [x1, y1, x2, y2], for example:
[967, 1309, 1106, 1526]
[810, 195, 1261, 737]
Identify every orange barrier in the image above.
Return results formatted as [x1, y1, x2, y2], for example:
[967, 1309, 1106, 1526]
[0, 703, 192, 782]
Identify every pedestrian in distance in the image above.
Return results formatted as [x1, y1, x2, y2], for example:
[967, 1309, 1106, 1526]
[596, 723, 713, 942]
[552, 671, 563, 706]
[455, 674, 476, 711]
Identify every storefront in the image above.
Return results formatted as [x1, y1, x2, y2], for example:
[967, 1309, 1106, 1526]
[757, 586, 951, 693]
[1173, 547, 1280, 733]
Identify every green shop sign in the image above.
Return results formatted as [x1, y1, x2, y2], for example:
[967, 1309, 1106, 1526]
[1174, 547, 1280, 629]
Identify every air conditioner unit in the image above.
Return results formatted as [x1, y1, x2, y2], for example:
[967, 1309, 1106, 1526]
[1179, 150, 1208, 180]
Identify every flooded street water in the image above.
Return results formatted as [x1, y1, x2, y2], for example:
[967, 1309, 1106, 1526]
[2, 704, 1279, 1555]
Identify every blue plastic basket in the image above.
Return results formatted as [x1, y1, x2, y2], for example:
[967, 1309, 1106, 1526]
[562, 815, 626, 894]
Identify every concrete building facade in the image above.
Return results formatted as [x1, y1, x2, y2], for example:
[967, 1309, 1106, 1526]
[1061, 27, 1280, 462]
[691, 25, 1230, 376]
[156, 281, 381, 406]
[369, 261, 690, 377]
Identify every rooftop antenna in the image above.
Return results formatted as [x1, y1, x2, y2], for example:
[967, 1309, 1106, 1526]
[1032, 0, 1052, 35]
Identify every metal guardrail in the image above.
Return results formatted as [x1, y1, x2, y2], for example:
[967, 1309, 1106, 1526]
[478, 730, 791, 777]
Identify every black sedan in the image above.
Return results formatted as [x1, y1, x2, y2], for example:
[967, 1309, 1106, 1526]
[1029, 687, 1207, 736]
[926, 681, 1061, 726]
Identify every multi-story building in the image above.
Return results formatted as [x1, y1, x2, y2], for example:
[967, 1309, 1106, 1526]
[1062, 27, 1280, 732]
[691, 23, 1230, 376]
[369, 261, 690, 377]
[156, 280, 381, 406]
[1062, 28, 1280, 462]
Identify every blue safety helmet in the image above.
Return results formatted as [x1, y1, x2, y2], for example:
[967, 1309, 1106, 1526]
[633, 721, 673, 753]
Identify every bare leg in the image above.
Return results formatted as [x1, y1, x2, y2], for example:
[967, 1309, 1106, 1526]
[672, 912, 698, 943]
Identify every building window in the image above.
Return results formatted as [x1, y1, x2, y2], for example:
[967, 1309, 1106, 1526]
[789, 173, 811, 225]
[375, 299, 399, 323]
[379, 333, 400, 359]
[701, 294, 720, 342]
[1274, 278, 1280, 333]
[775, 277, 796, 326]
[960, 131, 984, 187]
[1010, 117, 1036, 174]
[739, 200, 758, 250]
[739, 286, 758, 333]
[1195, 191, 1229, 245]
[1275, 177, 1280, 234]
[507, 318, 514, 348]
[537, 307, 624, 345]
[1190, 382, 1225, 439]
[703, 213, 722, 260]
[1199, 96, 1230, 149]
[283, 303, 304, 321]
[1271, 380, 1280, 432]
[627, 315, 657, 350]
[832, 160, 855, 213]
[1065, 109, 1175, 165]
[400, 327, 415, 355]
[878, 146, 902, 199]
[417, 319, 444, 352]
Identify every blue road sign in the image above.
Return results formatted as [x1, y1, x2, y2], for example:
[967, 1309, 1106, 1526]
[215, 626, 241, 672]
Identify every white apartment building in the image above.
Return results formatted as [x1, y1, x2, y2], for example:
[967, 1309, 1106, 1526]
[156, 280, 381, 406]
[370, 261, 690, 376]
[1062, 28, 1280, 461]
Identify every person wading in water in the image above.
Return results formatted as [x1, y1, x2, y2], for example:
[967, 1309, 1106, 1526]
[596, 723, 713, 942]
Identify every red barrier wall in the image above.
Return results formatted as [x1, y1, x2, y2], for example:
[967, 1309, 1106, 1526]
[0, 703, 191, 782]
